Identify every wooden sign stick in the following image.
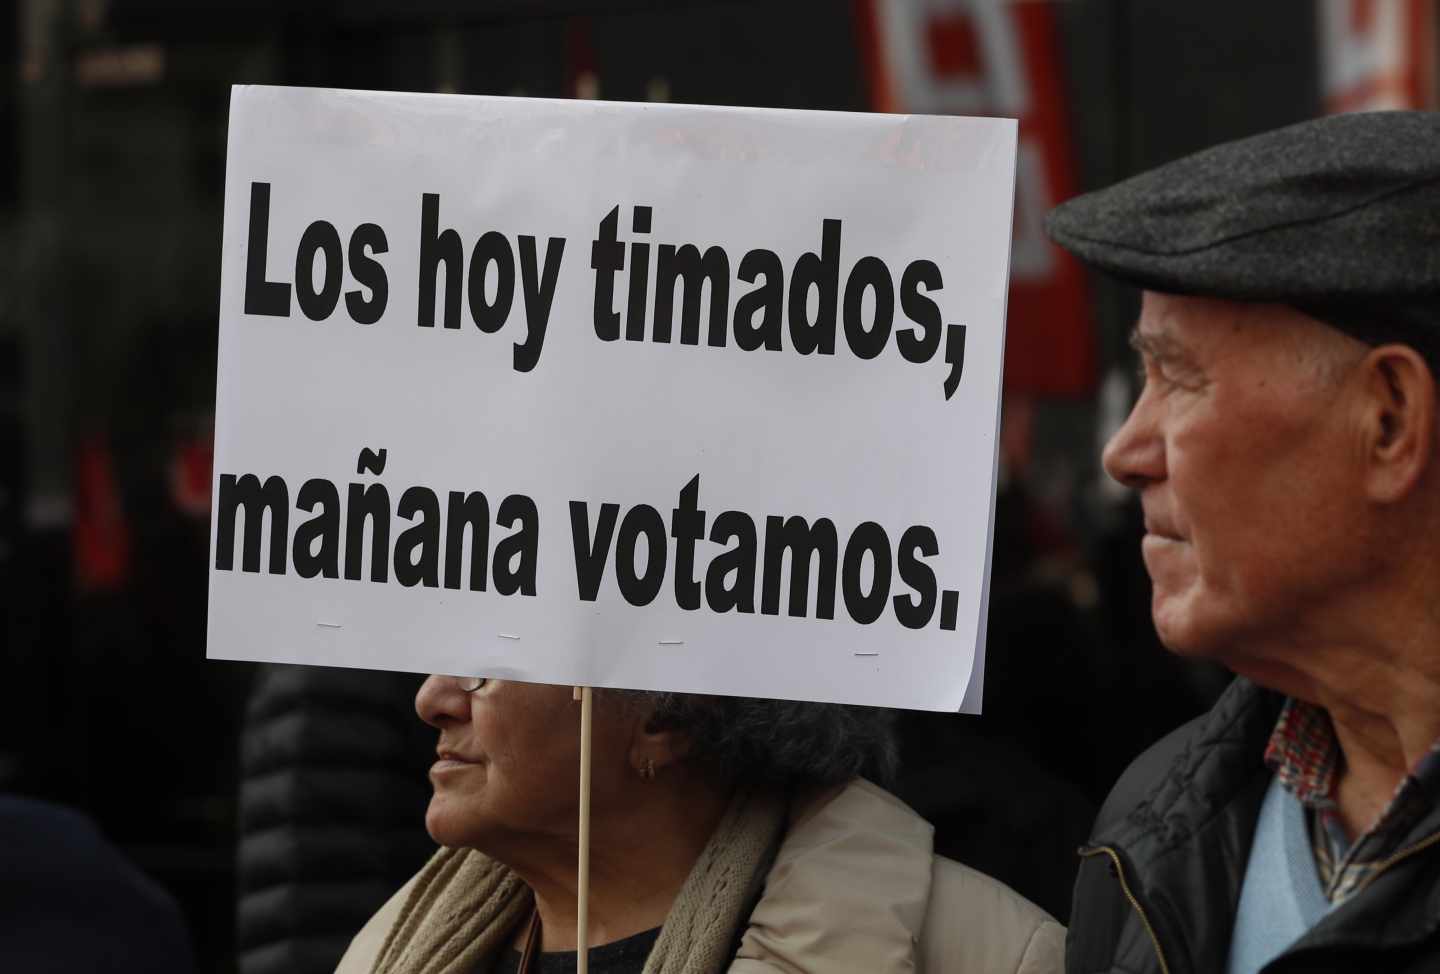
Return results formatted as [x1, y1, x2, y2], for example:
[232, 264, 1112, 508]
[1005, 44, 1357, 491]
[574, 685, 594, 974]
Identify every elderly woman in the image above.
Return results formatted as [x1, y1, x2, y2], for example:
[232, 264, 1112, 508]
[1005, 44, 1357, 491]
[337, 677, 1062, 974]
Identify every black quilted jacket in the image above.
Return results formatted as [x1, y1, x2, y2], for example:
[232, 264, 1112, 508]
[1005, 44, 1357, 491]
[1067, 678, 1440, 974]
[236, 665, 436, 974]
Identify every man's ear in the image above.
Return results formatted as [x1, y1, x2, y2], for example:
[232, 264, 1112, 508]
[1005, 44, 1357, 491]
[1360, 344, 1436, 504]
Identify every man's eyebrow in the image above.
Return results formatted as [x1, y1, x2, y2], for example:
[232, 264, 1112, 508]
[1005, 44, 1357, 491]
[1128, 327, 1189, 361]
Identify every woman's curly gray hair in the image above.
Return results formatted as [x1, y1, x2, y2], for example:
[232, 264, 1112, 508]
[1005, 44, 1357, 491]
[629, 692, 899, 788]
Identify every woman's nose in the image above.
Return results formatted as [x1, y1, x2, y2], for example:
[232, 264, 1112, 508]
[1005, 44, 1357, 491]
[415, 674, 469, 728]
[1102, 393, 1165, 490]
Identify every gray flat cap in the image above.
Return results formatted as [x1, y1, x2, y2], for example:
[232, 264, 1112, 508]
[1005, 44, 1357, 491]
[1046, 111, 1440, 361]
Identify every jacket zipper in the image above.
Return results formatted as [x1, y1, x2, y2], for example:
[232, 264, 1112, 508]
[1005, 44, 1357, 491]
[1078, 845, 1172, 974]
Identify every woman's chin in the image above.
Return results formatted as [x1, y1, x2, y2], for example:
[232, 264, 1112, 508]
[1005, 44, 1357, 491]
[424, 798, 477, 848]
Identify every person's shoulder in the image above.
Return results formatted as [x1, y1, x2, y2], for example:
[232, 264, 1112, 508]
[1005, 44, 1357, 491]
[0, 796, 197, 974]
[1063, 722, 1198, 968]
[1092, 677, 1276, 837]
[736, 779, 930, 972]
[1092, 714, 1208, 835]
[737, 779, 1062, 974]
[920, 856, 1063, 974]
[0, 794, 97, 843]
[776, 776, 934, 864]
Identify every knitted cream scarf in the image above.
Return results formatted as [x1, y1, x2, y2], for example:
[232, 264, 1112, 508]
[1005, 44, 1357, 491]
[369, 788, 787, 974]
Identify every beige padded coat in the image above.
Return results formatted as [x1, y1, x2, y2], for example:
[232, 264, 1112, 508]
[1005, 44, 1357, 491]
[337, 778, 1064, 974]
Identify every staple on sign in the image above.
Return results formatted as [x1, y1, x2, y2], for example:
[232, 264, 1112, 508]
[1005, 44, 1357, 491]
[316, 622, 343, 629]
[498, 633, 521, 640]
[854, 651, 879, 657]
[658, 639, 685, 646]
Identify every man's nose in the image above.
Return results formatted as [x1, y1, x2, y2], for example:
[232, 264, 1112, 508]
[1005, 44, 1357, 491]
[1102, 393, 1165, 489]
[415, 674, 469, 729]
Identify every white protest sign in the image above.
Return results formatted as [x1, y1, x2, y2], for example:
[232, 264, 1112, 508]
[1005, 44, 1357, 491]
[208, 85, 1015, 712]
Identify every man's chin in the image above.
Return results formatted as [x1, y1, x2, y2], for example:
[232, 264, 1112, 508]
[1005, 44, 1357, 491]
[1150, 592, 1226, 659]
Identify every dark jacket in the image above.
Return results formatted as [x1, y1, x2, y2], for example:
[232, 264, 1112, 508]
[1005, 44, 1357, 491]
[1067, 678, 1440, 974]
[236, 665, 436, 974]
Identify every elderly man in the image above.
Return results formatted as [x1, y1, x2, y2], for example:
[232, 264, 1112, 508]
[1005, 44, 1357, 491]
[1047, 111, 1440, 974]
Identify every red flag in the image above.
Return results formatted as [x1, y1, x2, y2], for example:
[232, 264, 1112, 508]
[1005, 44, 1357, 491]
[1319, 0, 1437, 113]
[73, 435, 131, 592]
[856, 0, 1096, 397]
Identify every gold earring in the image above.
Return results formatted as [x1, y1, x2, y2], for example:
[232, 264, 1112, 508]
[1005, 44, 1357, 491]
[640, 758, 656, 782]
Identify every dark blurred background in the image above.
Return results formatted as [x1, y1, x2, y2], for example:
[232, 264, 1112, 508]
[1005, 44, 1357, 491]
[0, 1, 1434, 971]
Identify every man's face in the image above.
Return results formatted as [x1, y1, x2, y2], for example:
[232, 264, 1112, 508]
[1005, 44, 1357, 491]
[1103, 293, 1367, 662]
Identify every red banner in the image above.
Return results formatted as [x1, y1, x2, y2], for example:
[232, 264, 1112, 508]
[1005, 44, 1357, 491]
[1320, 0, 1437, 113]
[857, 0, 1095, 397]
